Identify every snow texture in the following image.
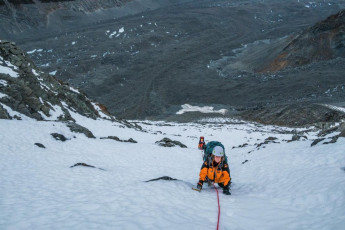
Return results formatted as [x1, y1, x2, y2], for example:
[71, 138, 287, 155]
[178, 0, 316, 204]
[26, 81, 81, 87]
[69, 87, 80, 94]
[176, 104, 227, 115]
[0, 103, 32, 120]
[0, 65, 19, 78]
[38, 102, 64, 121]
[0, 79, 8, 86]
[91, 102, 112, 119]
[49, 71, 57, 76]
[32, 69, 40, 76]
[0, 92, 8, 98]
[0, 112, 345, 230]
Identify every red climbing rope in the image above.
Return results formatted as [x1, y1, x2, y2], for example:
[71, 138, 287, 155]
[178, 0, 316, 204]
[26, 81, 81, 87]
[213, 184, 220, 230]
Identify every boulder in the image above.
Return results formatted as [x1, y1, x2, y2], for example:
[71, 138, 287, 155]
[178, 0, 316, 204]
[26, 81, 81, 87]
[70, 162, 105, 171]
[66, 122, 95, 138]
[0, 105, 10, 119]
[155, 137, 187, 148]
[34, 143, 46, 148]
[100, 135, 137, 143]
[51, 133, 68, 142]
[311, 138, 325, 147]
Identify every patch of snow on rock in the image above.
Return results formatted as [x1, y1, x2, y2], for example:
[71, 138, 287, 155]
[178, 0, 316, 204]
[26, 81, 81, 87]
[0, 65, 19, 78]
[39, 82, 50, 91]
[32, 69, 40, 76]
[0, 79, 8, 86]
[176, 104, 227, 115]
[91, 102, 112, 119]
[69, 87, 80, 94]
[0, 92, 8, 98]
[49, 71, 57, 76]
[43, 102, 64, 120]
[27, 49, 37, 54]
[0, 102, 32, 120]
[109, 31, 117, 38]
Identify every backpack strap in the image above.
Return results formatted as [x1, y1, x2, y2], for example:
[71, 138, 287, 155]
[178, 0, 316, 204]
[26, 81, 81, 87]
[207, 155, 212, 167]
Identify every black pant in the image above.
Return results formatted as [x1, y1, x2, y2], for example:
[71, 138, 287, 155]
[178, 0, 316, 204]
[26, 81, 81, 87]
[218, 183, 229, 189]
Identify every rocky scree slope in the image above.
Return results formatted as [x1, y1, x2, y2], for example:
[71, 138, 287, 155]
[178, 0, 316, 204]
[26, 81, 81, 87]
[0, 0, 132, 41]
[260, 9, 345, 72]
[0, 0, 191, 41]
[239, 103, 345, 127]
[0, 40, 111, 121]
[218, 8, 345, 74]
[7, 0, 345, 125]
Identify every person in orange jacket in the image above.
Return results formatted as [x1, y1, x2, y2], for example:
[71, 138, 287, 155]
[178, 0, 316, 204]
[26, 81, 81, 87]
[196, 146, 231, 195]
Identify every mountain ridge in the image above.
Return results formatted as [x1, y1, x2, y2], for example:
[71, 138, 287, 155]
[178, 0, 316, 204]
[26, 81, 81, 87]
[0, 40, 111, 121]
[259, 9, 345, 72]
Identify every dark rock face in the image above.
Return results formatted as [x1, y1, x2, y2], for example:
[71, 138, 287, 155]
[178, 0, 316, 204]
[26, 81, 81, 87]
[0, 40, 101, 120]
[323, 135, 339, 144]
[242, 160, 249, 164]
[100, 136, 137, 143]
[311, 138, 325, 146]
[240, 103, 345, 127]
[66, 122, 95, 138]
[0, 0, 132, 40]
[0, 40, 144, 144]
[70, 163, 95, 168]
[287, 134, 307, 143]
[155, 137, 187, 148]
[339, 129, 345, 137]
[309, 121, 345, 145]
[291, 135, 301, 141]
[318, 125, 339, 137]
[34, 143, 46, 148]
[0, 105, 10, 119]
[51, 133, 68, 141]
[265, 137, 278, 141]
[70, 162, 106, 170]
[261, 10, 345, 72]
[256, 139, 279, 148]
[127, 138, 137, 143]
[145, 176, 178, 182]
[232, 143, 248, 149]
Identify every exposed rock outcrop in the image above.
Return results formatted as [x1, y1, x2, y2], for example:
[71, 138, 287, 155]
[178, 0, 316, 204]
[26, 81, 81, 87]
[51, 133, 68, 141]
[100, 136, 137, 143]
[240, 103, 345, 127]
[0, 104, 10, 119]
[0, 40, 107, 120]
[66, 122, 95, 138]
[0, 0, 132, 39]
[34, 143, 46, 148]
[311, 138, 326, 146]
[70, 162, 105, 171]
[260, 9, 345, 72]
[155, 138, 187, 148]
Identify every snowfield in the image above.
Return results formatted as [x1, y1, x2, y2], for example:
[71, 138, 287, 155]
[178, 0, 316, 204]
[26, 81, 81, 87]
[0, 114, 345, 230]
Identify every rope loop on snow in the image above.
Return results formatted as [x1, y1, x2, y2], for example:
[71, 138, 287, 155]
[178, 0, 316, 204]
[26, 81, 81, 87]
[213, 184, 220, 230]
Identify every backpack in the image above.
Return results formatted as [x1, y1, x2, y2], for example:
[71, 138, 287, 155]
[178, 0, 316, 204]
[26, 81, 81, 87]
[203, 141, 228, 165]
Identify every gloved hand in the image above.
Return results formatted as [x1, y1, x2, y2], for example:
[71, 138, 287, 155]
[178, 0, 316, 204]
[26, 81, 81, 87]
[197, 183, 202, 190]
[223, 187, 231, 195]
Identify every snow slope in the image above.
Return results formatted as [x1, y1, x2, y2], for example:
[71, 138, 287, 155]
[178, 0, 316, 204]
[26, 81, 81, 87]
[0, 114, 345, 230]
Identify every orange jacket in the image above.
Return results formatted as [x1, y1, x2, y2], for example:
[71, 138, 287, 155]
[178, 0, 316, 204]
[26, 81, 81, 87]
[198, 160, 231, 186]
